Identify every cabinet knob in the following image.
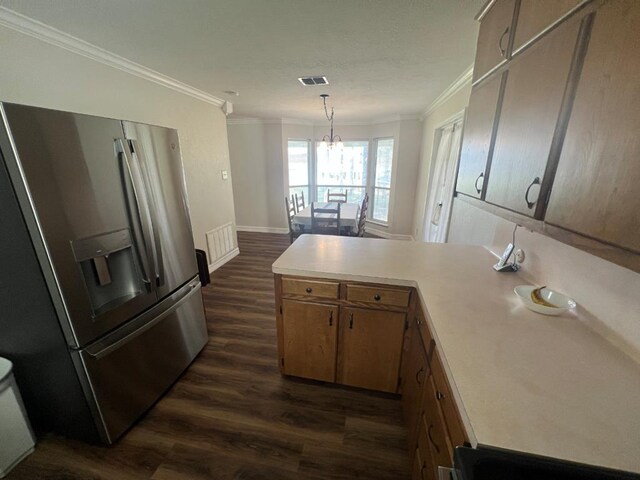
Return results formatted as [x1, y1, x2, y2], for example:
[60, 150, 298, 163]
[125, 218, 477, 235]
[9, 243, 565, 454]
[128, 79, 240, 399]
[305, 287, 312, 293]
[525, 176, 541, 209]
[373, 294, 381, 301]
[436, 390, 445, 401]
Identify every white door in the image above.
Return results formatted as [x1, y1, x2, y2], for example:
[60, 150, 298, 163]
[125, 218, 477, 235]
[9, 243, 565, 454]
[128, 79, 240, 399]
[423, 119, 463, 243]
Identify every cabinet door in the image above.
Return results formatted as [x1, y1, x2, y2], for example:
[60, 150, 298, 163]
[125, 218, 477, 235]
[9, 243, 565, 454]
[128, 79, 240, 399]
[473, 0, 516, 82]
[513, 0, 582, 52]
[338, 307, 405, 393]
[456, 71, 505, 198]
[422, 376, 454, 476]
[282, 299, 338, 382]
[485, 17, 581, 216]
[545, 0, 640, 254]
[402, 326, 430, 456]
[416, 417, 437, 480]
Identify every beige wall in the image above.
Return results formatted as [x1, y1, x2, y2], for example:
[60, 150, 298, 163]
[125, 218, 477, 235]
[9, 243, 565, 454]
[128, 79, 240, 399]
[448, 198, 640, 362]
[228, 118, 422, 238]
[0, 25, 236, 257]
[417, 77, 640, 362]
[412, 84, 472, 240]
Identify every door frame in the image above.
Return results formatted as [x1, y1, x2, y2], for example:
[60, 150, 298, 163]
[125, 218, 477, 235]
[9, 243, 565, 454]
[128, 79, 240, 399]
[422, 109, 466, 243]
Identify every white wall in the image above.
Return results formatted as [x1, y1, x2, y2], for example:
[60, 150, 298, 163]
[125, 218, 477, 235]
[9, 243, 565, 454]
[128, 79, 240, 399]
[228, 121, 288, 232]
[228, 117, 423, 238]
[0, 25, 236, 259]
[417, 77, 640, 363]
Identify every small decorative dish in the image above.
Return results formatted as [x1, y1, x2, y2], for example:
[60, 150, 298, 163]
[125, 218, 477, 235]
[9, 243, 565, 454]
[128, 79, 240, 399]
[514, 285, 577, 316]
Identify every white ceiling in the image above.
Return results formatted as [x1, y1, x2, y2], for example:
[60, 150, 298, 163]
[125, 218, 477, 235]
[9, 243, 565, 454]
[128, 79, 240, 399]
[0, 0, 482, 121]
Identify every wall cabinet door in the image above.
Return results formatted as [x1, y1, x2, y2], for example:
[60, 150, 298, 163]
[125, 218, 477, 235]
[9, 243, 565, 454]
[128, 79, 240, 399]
[473, 0, 517, 82]
[485, 16, 581, 216]
[338, 307, 406, 393]
[282, 299, 338, 382]
[402, 326, 430, 456]
[544, 0, 640, 254]
[456, 71, 505, 198]
[513, 0, 582, 52]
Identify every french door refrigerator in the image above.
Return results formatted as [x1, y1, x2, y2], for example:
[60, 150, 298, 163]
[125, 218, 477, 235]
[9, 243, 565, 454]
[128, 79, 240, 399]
[0, 103, 208, 444]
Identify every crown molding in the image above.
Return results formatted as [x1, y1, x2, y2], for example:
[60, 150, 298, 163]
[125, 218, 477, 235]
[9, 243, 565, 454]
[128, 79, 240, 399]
[226, 117, 283, 126]
[421, 65, 474, 119]
[0, 6, 225, 107]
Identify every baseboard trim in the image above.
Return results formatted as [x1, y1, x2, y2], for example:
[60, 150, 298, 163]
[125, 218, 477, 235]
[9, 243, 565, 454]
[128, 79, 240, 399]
[208, 247, 240, 273]
[366, 227, 414, 241]
[236, 225, 289, 234]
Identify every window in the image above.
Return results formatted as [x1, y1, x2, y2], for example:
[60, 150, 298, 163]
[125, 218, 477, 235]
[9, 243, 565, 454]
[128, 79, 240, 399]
[316, 141, 368, 203]
[371, 138, 394, 223]
[287, 140, 310, 205]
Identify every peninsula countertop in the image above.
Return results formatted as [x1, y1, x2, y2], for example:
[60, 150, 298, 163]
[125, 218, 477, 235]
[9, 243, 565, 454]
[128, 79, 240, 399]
[272, 234, 640, 474]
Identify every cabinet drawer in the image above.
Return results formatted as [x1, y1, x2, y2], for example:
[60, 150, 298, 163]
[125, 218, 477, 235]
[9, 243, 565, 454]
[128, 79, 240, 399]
[282, 278, 339, 299]
[346, 285, 410, 307]
[431, 348, 467, 448]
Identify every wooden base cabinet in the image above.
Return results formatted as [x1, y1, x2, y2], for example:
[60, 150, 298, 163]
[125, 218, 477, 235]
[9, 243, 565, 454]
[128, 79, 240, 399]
[338, 307, 406, 393]
[402, 305, 468, 474]
[281, 299, 338, 382]
[276, 275, 410, 394]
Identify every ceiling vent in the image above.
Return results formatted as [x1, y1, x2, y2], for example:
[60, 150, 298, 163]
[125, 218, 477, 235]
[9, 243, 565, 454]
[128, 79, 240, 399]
[298, 76, 329, 86]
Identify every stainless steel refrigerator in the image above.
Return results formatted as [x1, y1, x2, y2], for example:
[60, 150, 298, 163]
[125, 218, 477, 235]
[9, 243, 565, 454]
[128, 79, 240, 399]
[0, 103, 208, 444]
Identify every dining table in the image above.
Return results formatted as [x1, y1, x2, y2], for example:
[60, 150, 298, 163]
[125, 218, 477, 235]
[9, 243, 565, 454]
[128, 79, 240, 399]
[293, 202, 360, 234]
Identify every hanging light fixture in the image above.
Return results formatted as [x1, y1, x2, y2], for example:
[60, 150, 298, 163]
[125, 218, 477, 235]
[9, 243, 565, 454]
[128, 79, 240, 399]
[320, 94, 343, 150]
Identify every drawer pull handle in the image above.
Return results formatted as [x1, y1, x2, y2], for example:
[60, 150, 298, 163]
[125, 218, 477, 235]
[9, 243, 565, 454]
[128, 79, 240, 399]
[329, 310, 333, 326]
[436, 390, 445, 401]
[427, 424, 440, 454]
[474, 172, 484, 194]
[349, 313, 354, 329]
[498, 26, 509, 57]
[416, 366, 425, 385]
[525, 176, 541, 209]
[373, 294, 381, 301]
[305, 287, 312, 293]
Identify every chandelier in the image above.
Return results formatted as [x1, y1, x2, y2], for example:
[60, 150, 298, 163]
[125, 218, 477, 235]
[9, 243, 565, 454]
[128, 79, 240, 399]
[320, 94, 343, 150]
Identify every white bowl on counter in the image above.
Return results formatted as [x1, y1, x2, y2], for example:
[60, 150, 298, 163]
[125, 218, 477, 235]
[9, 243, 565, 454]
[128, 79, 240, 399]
[514, 285, 577, 316]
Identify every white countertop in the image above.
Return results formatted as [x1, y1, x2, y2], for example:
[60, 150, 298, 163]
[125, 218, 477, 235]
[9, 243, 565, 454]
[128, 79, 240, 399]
[272, 234, 640, 473]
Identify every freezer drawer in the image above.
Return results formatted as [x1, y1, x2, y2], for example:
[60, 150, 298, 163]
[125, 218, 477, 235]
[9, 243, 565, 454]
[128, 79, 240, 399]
[77, 278, 207, 443]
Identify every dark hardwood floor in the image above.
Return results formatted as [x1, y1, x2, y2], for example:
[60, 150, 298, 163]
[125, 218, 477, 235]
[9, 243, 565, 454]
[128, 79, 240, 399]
[8, 231, 409, 480]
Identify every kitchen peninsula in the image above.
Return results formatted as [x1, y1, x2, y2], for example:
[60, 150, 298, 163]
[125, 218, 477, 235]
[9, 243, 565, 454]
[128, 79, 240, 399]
[272, 234, 640, 476]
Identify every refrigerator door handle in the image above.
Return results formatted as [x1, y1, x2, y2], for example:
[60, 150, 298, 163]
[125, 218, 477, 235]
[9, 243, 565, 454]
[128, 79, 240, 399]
[85, 279, 200, 360]
[130, 139, 164, 289]
[116, 138, 154, 287]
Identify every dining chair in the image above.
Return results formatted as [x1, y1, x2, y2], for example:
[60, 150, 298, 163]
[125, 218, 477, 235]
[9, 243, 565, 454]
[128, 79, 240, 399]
[290, 193, 298, 213]
[351, 193, 369, 237]
[285, 196, 302, 244]
[295, 191, 305, 213]
[327, 189, 348, 203]
[311, 202, 341, 236]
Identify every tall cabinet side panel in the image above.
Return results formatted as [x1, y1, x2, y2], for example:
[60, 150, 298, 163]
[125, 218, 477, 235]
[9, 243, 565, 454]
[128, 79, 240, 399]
[0, 150, 99, 442]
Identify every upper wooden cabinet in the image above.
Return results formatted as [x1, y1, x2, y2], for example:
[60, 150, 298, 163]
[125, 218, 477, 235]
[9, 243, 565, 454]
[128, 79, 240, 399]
[456, 71, 505, 198]
[281, 299, 337, 382]
[472, 0, 517, 82]
[337, 307, 406, 393]
[484, 16, 582, 216]
[512, 0, 583, 52]
[545, 0, 640, 254]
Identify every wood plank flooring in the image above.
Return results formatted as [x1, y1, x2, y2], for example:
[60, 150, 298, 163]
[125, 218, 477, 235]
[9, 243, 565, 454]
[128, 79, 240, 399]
[7, 231, 409, 480]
